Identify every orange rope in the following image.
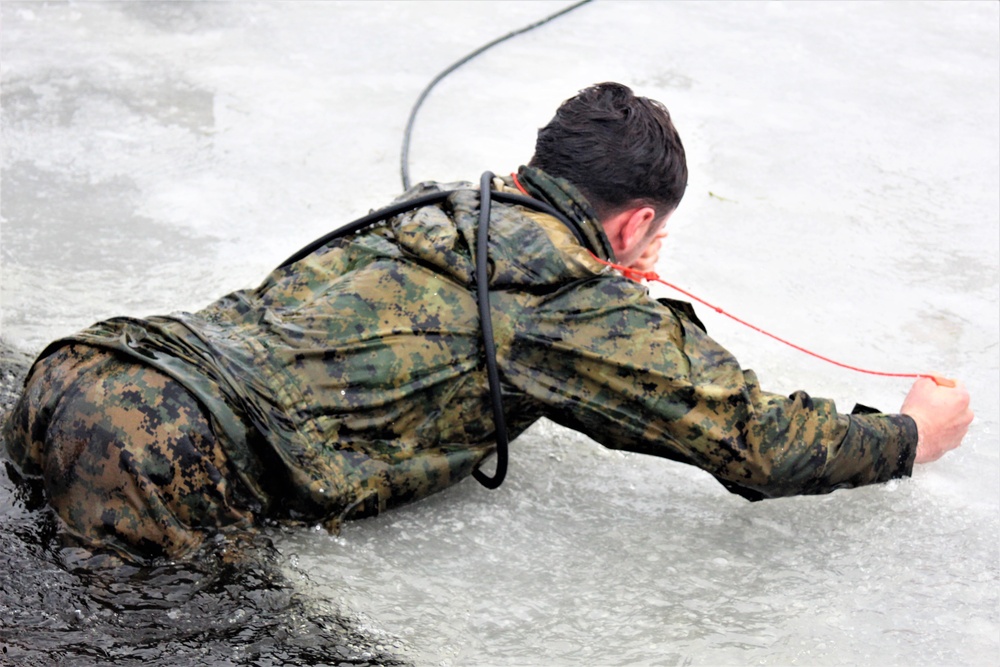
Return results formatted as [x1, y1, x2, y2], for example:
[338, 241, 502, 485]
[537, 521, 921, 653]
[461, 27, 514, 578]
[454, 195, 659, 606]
[588, 252, 955, 388]
[511, 172, 530, 196]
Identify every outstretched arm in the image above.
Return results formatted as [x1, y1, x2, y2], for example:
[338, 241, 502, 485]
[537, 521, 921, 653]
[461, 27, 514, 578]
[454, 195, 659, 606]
[505, 271, 922, 500]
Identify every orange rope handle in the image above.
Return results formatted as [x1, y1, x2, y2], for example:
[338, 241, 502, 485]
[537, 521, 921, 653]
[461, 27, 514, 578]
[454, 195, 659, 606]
[587, 251, 956, 388]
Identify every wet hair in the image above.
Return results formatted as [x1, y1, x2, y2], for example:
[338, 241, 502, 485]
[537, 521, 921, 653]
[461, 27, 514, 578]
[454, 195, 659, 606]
[529, 82, 687, 220]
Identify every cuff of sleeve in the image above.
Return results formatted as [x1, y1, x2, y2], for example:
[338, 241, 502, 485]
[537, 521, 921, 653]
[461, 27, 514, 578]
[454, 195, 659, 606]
[847, 412, 919, 481]
[893, 413, 919, 476]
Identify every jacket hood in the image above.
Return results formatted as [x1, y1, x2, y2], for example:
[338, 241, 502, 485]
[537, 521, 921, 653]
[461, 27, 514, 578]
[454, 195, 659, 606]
[390, 168, 614, 291]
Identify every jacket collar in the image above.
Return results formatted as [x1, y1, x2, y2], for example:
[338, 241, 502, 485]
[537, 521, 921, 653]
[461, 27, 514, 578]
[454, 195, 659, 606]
[510, 166, 615, 262]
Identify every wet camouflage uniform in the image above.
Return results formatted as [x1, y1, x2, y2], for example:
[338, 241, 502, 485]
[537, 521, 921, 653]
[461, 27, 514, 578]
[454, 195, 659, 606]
[2, 166, 917, 562]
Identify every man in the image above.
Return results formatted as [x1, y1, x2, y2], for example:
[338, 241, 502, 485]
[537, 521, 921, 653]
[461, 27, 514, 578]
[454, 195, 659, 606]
[2, 83, 973, 563]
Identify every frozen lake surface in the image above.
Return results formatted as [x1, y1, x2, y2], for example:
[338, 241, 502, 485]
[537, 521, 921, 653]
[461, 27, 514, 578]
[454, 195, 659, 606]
[2, 2, 998, 665]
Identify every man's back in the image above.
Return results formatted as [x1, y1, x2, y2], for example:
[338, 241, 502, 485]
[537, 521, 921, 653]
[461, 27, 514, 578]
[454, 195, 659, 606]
[3, 167, 925, 562]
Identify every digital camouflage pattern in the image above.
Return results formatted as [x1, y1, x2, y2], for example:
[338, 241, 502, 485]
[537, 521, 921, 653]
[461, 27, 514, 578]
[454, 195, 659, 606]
[3, 344, 257, 560]
[3, 166, 917, 561]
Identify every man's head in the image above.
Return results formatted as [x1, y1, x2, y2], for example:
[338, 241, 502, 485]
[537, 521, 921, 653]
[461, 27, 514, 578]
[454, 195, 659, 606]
[529, 82, 687, 265]
[530, 83, 687, 217]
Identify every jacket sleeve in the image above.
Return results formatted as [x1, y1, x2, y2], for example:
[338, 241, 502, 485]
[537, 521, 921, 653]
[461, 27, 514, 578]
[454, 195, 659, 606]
[502, 278, 918, 500]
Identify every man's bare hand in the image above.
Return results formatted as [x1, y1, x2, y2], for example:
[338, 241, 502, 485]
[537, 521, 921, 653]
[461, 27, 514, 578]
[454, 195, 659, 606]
[629, 231, 668, 274]
[901, 377, 973, 464]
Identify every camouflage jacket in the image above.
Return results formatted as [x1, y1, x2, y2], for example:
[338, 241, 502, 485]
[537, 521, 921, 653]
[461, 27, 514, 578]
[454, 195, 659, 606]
[46, 166, 917, 527]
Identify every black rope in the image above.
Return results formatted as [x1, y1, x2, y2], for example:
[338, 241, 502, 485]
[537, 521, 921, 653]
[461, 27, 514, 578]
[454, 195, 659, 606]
[276, 191, 452, 269]
[276, 189, 585, 272]
[276, 190, 586, 270]
[471, 171, 509, 489]
[400, 0, 594, 190]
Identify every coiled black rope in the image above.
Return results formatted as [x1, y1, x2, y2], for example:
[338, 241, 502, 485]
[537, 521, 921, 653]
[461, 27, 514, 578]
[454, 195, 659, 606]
[400, 0, 593, 190]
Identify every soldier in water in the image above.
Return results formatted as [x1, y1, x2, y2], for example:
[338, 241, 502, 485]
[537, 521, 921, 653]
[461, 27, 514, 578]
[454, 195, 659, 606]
[2, 83, 973, 563]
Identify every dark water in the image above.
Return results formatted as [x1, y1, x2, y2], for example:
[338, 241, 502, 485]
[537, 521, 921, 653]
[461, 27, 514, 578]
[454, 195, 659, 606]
[0, 344, 407, 667]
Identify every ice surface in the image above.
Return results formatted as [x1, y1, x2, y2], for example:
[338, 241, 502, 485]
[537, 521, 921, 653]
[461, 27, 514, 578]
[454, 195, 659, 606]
[2, 2, 998, 665]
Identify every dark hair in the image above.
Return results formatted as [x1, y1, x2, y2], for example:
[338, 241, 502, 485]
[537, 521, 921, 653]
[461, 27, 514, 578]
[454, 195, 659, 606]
[529, 82, 687, 219]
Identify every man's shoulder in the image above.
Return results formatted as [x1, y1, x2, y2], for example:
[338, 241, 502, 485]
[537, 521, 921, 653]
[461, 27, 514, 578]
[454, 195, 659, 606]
[392, 179, 476, 204]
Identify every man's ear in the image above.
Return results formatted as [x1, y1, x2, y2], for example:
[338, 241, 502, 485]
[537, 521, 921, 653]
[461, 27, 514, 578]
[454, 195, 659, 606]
[619, 206, 658, 250]
[602, 205, 659, 262]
